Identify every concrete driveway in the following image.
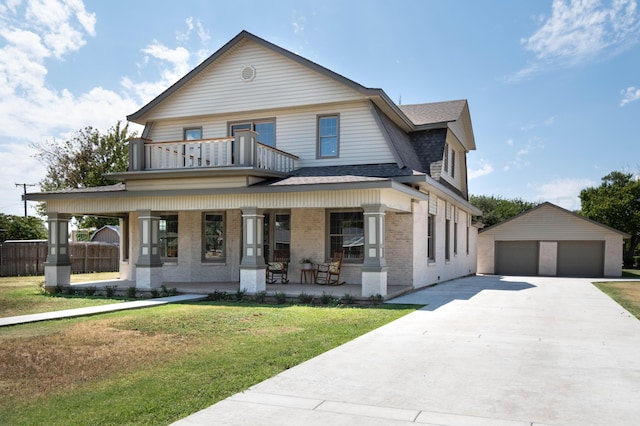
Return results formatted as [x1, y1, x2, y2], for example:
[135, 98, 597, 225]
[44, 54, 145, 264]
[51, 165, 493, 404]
[174, 275, 640, 426]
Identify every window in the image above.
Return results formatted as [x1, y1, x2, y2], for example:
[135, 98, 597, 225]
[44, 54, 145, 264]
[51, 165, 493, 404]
[229, 119, 275, 147]
[184, 127, 202, 140]
[445, 218, 451, 261]
[443, 143, 449, 173]
[318, 115, 339, 158]
[451, 149, 456, 178]
[203, 213, 225, 261]
[159, 215, 178, 258]
[453, 221, 458, 256]
[466, 224, 470, 255]
[263, 212, 290, 261]
[329, 211, 363, 261]
[427, 215, 435, 261]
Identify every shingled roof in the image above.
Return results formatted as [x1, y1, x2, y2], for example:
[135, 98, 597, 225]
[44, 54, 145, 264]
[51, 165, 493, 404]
[399, 100, 467, 126]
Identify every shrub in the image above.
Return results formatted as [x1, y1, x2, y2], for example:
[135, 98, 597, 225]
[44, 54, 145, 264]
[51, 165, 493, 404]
[341, 293, 356, 305]
[208, 290, 229, 301]
[104, 286, 118, 298]
[298, 292, 313, 304]
[254, 291, 267, 303]
[234, 289, 247, 302]
[126, 286, 137, 298]
[149, 288, 160, 298]
[159, 285, 177, 297]
[274, 291, 287, 304]
[320, 291, 339, 306]
[368, 293, 384, 305]
[84, 286, 97, 296]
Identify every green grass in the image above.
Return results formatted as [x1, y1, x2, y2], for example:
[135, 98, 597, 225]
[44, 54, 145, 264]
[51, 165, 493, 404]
[0, 273, 120, 317]
[0, 299, 418, 425]
[594, 280, 640, 320]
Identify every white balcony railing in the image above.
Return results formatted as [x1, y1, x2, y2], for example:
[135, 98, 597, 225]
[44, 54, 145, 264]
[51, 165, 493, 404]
[136, 132, 298, 173]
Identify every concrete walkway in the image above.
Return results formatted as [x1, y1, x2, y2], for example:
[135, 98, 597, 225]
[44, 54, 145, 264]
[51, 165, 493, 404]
[173, 275, 640, 426]
[0, 294, 207, 327]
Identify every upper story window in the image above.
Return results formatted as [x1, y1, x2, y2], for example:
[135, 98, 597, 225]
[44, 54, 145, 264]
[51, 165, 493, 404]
[317, 114, 339, 158]
[229, 119, 275, 147]
[184, 127, 202, 140]
[443, 143, 449, 173]
[427, 214, 435, 262]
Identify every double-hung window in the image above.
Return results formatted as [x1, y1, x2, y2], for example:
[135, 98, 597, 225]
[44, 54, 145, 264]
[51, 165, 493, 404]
[203, 213, 225, 261]
[445, 218, 451, 261]
[317, 114, 339, 158]
[328, 211, 363, 261]
[229, 119, 275, 147]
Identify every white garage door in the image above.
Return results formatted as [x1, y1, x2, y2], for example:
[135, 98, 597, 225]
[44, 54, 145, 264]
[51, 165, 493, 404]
[495, 241, 538, 276]
[557, 241, 604, 277]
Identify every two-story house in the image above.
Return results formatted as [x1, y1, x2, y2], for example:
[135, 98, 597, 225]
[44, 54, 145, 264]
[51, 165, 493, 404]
[27, 30, 481, 297]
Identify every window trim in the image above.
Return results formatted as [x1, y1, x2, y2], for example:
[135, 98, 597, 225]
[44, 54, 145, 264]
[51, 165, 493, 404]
[202, 212, 226, 263]
[326, 209, 364, 263]
[317, 114, 340, 159]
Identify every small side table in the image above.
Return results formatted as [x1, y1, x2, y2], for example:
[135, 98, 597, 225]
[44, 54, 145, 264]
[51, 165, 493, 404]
[300, 268, 316, 284]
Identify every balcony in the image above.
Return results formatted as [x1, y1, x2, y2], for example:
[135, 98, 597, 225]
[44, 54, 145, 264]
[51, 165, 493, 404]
[128, 130, 298, 174]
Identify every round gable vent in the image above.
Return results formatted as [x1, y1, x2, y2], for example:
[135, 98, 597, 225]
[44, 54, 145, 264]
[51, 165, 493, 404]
[240, 65, 256, 82]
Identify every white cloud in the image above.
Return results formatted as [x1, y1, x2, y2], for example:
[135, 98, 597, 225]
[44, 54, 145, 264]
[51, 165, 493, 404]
[468, 160, 495, 180]
[620, 85, 640, 105]
[0, 1, 210, 216]
[506, 139, 514, 146]
[513, 0, 640, 80]
[531, 177, 595, 210]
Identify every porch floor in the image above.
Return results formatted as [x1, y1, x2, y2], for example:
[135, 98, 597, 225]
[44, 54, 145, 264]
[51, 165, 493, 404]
[71, 279, 413, 300]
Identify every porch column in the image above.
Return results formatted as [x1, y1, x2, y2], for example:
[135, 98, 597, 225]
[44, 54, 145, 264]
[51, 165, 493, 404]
[135, 210, 163, 290]
[362, 204, 388, 297]
[44, 212, 71, 290]
[234, 130, 257, 166]
[240, 207, 266, 294]
[128, 138, 146, 171]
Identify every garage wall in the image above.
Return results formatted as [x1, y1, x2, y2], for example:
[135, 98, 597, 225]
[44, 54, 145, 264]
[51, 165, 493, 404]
[477, 203, 626, 277]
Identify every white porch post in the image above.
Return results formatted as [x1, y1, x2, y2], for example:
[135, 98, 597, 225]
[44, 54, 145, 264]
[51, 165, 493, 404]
[240, 207, 266, 294]
[362, 204, 388, 297]
[44, 212, 71, 290]
[135, 209, 163, 290]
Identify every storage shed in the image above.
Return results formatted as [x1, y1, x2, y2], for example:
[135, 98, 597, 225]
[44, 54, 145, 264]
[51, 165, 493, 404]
[477, 202, 629, 277]
[90, 225, 120, 245]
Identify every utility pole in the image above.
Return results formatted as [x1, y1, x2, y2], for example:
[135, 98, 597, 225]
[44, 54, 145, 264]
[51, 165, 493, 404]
[15, 183, 36, 218]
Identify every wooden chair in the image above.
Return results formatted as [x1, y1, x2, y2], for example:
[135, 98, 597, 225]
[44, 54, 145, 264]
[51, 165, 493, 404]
[267, 249, 290, 284]
[315, 251, 344, 285]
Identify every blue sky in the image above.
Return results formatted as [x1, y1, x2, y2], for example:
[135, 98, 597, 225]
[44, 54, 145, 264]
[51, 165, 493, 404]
[1, 0, 639, 217]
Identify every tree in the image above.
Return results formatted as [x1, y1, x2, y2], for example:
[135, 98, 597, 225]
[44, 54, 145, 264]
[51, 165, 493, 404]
[580, 171, 640, 267]
[469, 195, 539, 228]
[0, 214, 47, 243]
[32, 121, 136, 229]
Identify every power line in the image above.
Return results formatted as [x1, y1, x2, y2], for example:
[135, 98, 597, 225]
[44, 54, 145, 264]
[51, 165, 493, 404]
[15, 183, 36, 218]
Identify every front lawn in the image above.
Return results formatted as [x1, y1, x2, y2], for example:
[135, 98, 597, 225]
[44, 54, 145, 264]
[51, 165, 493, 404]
[0, 273, 120, 317]
[0, 300, 417, 425]
[594, 280, 640, 320]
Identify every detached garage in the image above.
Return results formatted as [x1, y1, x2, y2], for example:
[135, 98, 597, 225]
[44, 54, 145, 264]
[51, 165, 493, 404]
[478, 202, 629, 277]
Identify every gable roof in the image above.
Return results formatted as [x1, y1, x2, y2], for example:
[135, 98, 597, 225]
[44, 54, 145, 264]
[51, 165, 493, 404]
[128, 30, 411, 129]
[479, 202, 631, 237]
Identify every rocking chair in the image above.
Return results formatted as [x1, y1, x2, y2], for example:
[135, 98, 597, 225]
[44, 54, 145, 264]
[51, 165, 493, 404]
[267, 249, 290, 284]
[315, 251, 344, 285]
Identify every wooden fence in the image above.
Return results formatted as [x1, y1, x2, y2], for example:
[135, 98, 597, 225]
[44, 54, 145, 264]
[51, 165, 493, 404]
[0, 240, 119, 277]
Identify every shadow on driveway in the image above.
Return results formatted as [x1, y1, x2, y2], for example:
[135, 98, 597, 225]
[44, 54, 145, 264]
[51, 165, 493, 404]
[387, 275, 535, 310]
